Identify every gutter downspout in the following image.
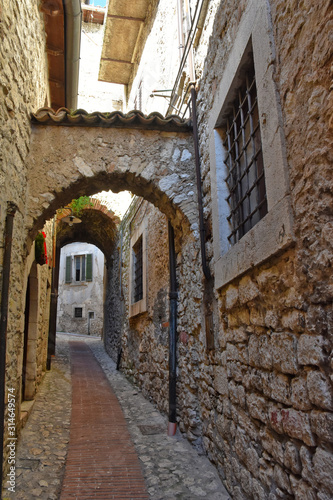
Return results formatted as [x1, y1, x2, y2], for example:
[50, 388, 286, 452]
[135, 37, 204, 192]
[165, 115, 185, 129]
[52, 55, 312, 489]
[0, 202, 17, 493]
[47, 244, 60, 370]
[190, 85, 211, 280]
[64, 0, 82, 110]
[116, 225, 124, 370]
[176, 0, 185, 62]
[184, 0, 196, 81]
[168, 221, 178, 436]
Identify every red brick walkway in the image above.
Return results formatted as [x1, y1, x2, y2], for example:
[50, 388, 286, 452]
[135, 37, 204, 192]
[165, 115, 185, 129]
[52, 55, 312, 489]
[60, 342, 149, 500]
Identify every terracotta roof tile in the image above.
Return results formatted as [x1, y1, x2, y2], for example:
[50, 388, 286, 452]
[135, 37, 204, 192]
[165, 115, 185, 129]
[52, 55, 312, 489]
[31, 107, 192, 132]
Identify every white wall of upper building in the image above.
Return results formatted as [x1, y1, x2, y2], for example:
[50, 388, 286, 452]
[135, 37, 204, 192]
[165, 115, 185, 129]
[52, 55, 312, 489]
[57, 242, 105, 335]
[126, 0, 220, 117]
[78, 20, 124, 113]
[127, 0, 178, 116]
[78, 0, 220, 117]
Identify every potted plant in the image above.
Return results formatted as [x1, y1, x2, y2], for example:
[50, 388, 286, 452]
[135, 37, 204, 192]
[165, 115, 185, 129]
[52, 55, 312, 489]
[35, 232, 48, 265]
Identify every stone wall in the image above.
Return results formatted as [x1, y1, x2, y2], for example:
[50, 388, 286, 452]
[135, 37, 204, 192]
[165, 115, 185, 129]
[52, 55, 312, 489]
[106, 198, 171, 411]
[105, 194, 206, 442]
[35, 222, 53, 384]
[104, 239, 123, 361]
[0, 0, 50, 474]
[194, 0, 333, 498]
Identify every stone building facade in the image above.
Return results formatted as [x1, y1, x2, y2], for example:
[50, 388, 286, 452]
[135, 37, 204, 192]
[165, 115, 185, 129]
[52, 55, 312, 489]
[56, 242, 104, 337]
[0, 0, 54, 476]
[105, 197, 171, 411]
[0, 0, 332, 498]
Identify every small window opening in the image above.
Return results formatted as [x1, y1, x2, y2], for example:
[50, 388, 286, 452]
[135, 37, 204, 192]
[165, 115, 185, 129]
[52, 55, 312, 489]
[74, 307, 83, 318]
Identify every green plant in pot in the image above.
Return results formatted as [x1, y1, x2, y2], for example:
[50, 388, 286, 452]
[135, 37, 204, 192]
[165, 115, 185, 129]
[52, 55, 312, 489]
[35, 232, 47, 265]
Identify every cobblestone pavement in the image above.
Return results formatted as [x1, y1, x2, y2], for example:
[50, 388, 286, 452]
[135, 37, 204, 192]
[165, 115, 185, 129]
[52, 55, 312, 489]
[2, 333, 231, 500]
[2, 334, 72, 500]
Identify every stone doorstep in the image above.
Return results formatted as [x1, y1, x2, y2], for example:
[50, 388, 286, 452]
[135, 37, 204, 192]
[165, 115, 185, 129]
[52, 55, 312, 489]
[19, 400, 35, 431]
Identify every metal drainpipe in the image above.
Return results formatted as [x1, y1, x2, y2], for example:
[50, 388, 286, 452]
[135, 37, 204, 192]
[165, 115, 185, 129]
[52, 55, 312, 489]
[190, 85, 211, 280]
[0, 202, 17, 493]
[168, 221, 178, 436]
[47, 245, 60, 370]
[64, 0, 82, 110]
[176, 0, 185, 62]
[184, 0, 196, 81]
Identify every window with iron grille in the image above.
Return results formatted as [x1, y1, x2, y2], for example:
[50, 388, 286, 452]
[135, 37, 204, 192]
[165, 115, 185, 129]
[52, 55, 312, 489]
[209, 13, 294, 290]
[74, 307, 83, 318]
[133, 236, 143, 303]
[129, 217, 147, 317]
[224, 62, 267, 244]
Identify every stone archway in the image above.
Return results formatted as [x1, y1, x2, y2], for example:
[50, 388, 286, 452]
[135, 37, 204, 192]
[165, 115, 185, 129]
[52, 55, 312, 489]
[25, 110, 201, 368]
[46, 200, 121, 360]
[56, 199, 120, 258]
[24, 109, 205, 446]
[27, 109, 197, 244]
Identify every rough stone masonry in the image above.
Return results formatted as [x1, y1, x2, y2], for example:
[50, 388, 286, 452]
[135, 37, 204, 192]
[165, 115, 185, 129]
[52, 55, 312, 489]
[0, 1, 332, 499]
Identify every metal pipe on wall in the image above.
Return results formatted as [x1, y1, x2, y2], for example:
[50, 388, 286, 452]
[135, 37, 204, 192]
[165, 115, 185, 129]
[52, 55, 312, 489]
[64, 0, 82, 110]
[167, 0, 206, 116]
[47, 245, 61, 370]
[184, 0, 196, 81]
[0, 202, 17, 493]
[168, 221, 178, 436]
[176, 0, 185, 62]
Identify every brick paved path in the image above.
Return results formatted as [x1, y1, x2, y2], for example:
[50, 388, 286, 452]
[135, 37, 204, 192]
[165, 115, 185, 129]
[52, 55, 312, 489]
[60, 341, 148, 500]
[3, 334, 230, 500]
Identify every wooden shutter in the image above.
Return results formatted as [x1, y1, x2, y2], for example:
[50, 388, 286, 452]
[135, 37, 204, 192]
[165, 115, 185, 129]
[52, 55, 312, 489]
[65, 256, 72, 283]
[86, 253, 93, 281]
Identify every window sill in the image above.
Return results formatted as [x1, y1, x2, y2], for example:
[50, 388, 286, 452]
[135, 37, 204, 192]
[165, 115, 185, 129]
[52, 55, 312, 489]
[65, 282, 89, 286]
[129, 297, 147, 318]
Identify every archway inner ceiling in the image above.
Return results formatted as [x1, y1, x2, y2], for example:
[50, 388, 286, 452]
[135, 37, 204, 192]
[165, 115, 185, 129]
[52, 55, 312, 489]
[56, 207, 119, 260]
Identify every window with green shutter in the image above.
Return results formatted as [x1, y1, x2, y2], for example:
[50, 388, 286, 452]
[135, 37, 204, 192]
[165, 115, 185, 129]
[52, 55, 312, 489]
[65, 256, 72, 283]
[66, 253, 93, 283]
[86, 253, 93, 281]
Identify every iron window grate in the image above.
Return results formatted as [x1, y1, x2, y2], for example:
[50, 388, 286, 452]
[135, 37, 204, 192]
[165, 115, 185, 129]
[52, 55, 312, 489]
[224, 64, 267, 245]
[74, 307, 82, 318]
[133, 236, 143, 303]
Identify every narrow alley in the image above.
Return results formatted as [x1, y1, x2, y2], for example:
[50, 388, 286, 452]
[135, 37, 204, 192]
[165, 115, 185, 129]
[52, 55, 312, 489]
[3, 334, 230, 500]
[1, 2, 332, 499]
